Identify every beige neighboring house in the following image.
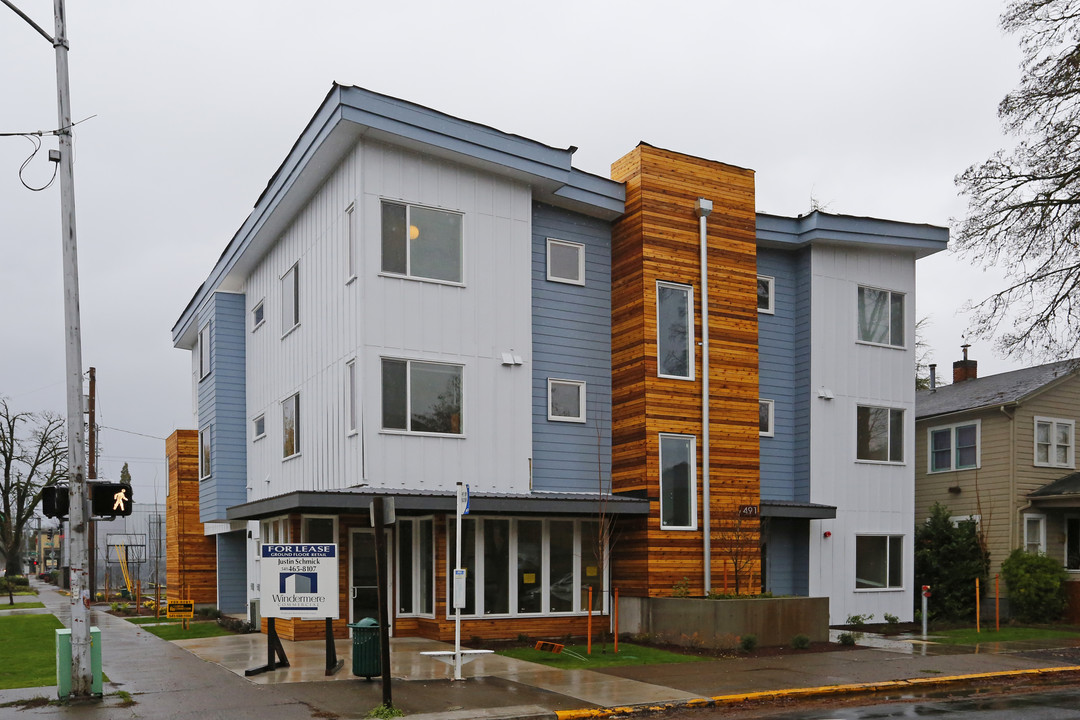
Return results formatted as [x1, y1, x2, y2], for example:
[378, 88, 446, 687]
[914, 352, 1080, 621]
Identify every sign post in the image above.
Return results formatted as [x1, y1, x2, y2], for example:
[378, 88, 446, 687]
[454, 482, 469, 681]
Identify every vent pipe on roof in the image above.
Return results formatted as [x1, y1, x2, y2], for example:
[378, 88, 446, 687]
[929, 364, 937, 392]
[695, 197, 713, 595]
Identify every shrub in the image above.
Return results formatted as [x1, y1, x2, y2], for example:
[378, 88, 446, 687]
[1001, 547, 1068, 622]
[791, 634, 810, 650]
[672, 577, 691, 598]
[883, 613, 900, 629]
[845, 613, 873, 627]
[738, 634, 757, 652]
[913, 503, 990, 622]
[195, 607, 222, 620]
[838, 632, 856, 646]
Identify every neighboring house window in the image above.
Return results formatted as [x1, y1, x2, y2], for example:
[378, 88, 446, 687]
[1024, 513, 1046, 554]
[381, 201, 463, 283]
[548, 379, 586, 423]
[252, 300, 265, 331]
[347, 360, 358, 434]
[198, 323, 211, 379]
[657, 281, 693, 379]
[382, 359, 463, 434]
[253, 414, 266, 441]
[757, 276, 774, 314]
[346, 203, 356, 281]
[282, 393, 300, 458]
[659, 434, 696, 530]
[199, 425, 211, 479]
[1066, 516, 1080, 570]
[282, 263, 299, 335]
[928, 420, 980, 472]
[1034, 417, 1074, 468]
[759, 399, 774, 437]
[855, 535, 903, 589]
[857, 286, 904, 347]
[856, 405, 904, 463]
[547, 239, 585, 286]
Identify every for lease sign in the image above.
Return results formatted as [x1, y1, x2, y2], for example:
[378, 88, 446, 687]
[259, 543, 339, 619]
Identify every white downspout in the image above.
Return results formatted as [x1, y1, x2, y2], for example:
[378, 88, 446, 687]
[695, 198, 713, 594]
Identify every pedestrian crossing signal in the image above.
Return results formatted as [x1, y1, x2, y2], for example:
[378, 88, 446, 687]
[42, 485, 69, 519]
[90, 483, 133, 517]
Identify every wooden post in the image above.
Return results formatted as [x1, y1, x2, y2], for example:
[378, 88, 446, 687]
[976, 577, 981, 633]
[995, 574, 1000, 631]
[613, 588, 619, 654]
[136, 579, 141, 615]
[587, 586, 593, 655]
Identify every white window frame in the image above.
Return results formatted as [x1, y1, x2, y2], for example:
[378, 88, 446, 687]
[380, 200, 464, 285]
[659, 433, 698, 531]
[261, 516, 290, 544]
[251, 300, 265, 332]
[548, 379, 586, 423]
[198, 322, 211, 380]
[346, 203, 357, 283]
[396, 517, 436, 618]
[346, 359, 358, 435]
[927, 419, 981, 473]
[656, 281, 694, 381]
[857, 285, 905, 348]
[856, 405, 905, 464]
[855, 534, 904, 591]
[1024, 512, 1047, 554]
[759, 399, 775, 437]
[281, 262, 299, 337]
[381, 358, 464, 436]
[757, 275, 775, 314]
[546, 238, 585, 286]
[282, 392, 301, 459]
[1034, 417, 1075, 469]
[199, 424, 211, 480]
[253, 414, 266, 442]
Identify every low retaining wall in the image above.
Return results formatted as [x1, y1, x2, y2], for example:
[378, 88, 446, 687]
[618, 595, 829, 648]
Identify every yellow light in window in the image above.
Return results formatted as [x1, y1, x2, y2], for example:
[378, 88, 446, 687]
[409, 224, 420, 240]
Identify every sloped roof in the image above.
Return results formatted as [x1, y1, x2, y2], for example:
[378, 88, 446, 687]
[916, 359, 1079, 420]
[1029, 471, 1080, 498]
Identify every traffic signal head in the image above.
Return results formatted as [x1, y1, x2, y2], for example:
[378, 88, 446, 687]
[90, 483, 133, 517]
[42, 485, 69, 519]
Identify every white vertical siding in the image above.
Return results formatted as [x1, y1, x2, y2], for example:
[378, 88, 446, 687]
[808, 244, 916, 623]
[244, 139, 533, 502]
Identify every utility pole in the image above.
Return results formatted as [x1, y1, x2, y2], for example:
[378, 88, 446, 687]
[88, 367, 96, 603]
[1, 0, 93, 696]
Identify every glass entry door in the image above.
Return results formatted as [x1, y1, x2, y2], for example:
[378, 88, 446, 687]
[350, 529, 391, 631]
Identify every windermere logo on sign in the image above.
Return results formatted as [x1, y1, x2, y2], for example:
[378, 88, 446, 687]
[259, 543, 339, 619]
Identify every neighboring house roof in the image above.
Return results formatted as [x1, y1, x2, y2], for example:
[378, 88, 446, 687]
[172, 83, 626, 348]
[916, 359, 1079, 421]
[756, 210, 948, 258]
[1029, 471, 1080, 499]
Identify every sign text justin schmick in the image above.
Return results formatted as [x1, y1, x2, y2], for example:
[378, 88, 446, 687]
[259, 543, 339, 620]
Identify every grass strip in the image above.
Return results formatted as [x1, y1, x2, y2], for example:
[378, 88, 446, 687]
[497, 641, 707, 669]
[934, 626, 1080, 645]
[0, 602, 46, 610]
[0, 614, 64, 689]
[139, 621, 232, 641]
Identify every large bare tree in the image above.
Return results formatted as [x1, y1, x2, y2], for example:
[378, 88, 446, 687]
[955, 0, 1080, 360]
[0, 397, 66, 577]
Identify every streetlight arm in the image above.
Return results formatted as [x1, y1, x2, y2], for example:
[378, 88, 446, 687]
[1, 0, 55, 44]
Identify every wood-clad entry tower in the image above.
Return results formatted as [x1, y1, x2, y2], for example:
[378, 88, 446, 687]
[610, 144, 761, 597]
[166, 430, 217, 605]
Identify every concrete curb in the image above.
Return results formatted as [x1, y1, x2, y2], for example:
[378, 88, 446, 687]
[553, 665, 1080, 720]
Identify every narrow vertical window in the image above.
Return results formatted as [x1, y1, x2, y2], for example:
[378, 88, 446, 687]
[757, 276, 774, 314]
[346, 203, 356, 281]
[253, 414, 266, 440]
[198, 323, 211, 379]
[282, 393, 300, 458]
[759, 399, 774, 437]
[657, 282, 693, 379]
[660, 434, 696, 529]
[1024, 514, 1046, 554]
[252, 301, 265, 331]
[346, 360, 358, 434]
[281, 263, 299, 335]
[199, 425, 211, 479]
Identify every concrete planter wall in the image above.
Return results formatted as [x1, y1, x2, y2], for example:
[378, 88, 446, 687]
[618, 596, 830, 649]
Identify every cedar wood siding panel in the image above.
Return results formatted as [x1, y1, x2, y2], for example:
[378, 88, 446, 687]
[611, 144, 760, 598]
[166, 430, 217, 604]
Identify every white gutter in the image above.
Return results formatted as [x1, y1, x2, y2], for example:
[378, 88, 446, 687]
[695, 198, 713, 593]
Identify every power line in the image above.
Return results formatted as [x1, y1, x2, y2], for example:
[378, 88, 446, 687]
[98, 425, 166, 441]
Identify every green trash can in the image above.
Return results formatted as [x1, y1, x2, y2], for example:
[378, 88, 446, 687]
[348, 617, 381, 679]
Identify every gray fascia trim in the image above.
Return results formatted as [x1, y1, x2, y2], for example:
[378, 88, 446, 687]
[760, 501, 837, 519]
[756, 211, 948, 259]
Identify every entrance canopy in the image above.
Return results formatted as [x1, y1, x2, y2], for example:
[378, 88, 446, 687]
[1029, 471, 1080, 509]
[759, 500, 837, 520]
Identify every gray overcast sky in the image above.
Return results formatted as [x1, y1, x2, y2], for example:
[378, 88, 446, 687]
[0, 1, 1025, 498]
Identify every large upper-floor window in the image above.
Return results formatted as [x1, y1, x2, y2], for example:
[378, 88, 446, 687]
[1035, 417, 1074, 468]
[928, 420, 980, 472]
[857, 286, 904, 347]
[657, 281, 693, 379]
[382, 359, 463, 435]
[855, 534, 903, 589]
[857, 405, 904, 463]
[282, 392, 300, 458]
[381, 201, 463, 283]
[757, 276, 774, 314]
[660, 434, 696, 529]
[281, 263, 299, 335]
[198, 323, 211, 379]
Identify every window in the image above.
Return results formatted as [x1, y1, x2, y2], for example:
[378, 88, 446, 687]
[759, 399, 774, 437]
[382, 359, 463, 434]
[1024, 513, 1046, 554]
[1035, 417, 1074, 468]
[302, 516, 336, 543]
[253, 414, 266, 441]
[199, 425, 211, 479]
[855, 535, 903, 589]
[282, 393, 300, 458]
[857, 286, 904, 347]
[252, 301, 265, 331]
[548, 379, 586, 423]
[381, 201, 462, 283]
[261, 516, 290, 544]
[928, 420, 980, 472]
[198, 323, 211, 379]
[346, 360, 358, 434]
[346, 203, 356, 281]
[657, 282, 693, 379]
[397, 518, 435, 615]
[660, 434, 696, 529]
[547, 239, 585, 285]
[281, 263, 299, 335]
[757, 276, 774, 314]
[856, 405, 904, 463]
[1066, 517, 1080, 570]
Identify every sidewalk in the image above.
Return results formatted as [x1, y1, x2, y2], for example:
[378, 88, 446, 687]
[6, 580, 1080, 719]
